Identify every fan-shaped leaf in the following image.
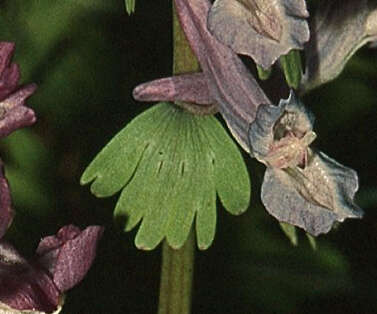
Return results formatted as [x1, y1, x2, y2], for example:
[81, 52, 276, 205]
[81, 102, 250, 250]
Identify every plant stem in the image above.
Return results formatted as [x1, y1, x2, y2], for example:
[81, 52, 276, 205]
[157, 3, 198, 314]
[158, 230, 195, 314]
[172, 3, 200, 75]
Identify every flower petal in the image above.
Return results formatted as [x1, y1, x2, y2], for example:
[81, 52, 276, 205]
[0, 43, 15, 76]
[261, 151, 362, 236]
[207, 0, 310, 69]
[0, 241, 60, 313]
[36, 225, 104, 293]
[249, 91, 362, 234]
[133, 73, 212, 105]
[0, 225, 102, 313]
[0, 42, 19, 100]
[0, 42, 37, 138]
[0, 63, 20, 102]
[248, 90, 314, 161]
[302, 0, 377, 92]
[0, 84, 37, 138]
[0, 160, 13, 240]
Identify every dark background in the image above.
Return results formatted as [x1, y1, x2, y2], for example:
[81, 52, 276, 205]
[0, 1, 376, 313]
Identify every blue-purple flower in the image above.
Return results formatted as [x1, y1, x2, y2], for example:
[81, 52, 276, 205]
[207, 0, 310, 69]
[249, 92, 362, 235]
[303, 0, 377, 92]
[133, 0, 363, 235]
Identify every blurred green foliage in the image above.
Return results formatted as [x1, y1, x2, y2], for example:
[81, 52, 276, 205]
[0, 1, 376, 313]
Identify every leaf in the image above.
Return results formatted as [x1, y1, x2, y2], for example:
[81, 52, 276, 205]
[81, 102, 250, 250]
[210, 122, 251, 215]
[125, 0, 136, 15]
[279, 222, 297, 246]
[306, 233, 317, 250]
[133, 73, 212, 105]
[236, 239, 349, 313]
[2, 130, 54, 215]
[280, 222, 318, 249]
[256, 64, 272, 81]
[279, 50, 302, 90]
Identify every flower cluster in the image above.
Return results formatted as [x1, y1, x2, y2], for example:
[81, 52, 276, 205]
[0, 42, 37, 239]
[0, 42, 103, 313]
[133, 0, 369, 235]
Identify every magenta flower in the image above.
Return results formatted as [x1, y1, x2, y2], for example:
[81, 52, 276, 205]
[0, 225, 104, 313]
[0, 42, 36, 138]
[0, 42, 104, 313]
[0, 42, 37, 241]
[0, 160, 12, 240]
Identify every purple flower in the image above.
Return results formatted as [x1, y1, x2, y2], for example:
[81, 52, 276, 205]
[302, 0, 377, 92]
[134, 0, 271, 152]
[0, 42, 37, 242]
[0, 160, 12, 240]
[0, 42, 103, 313]
[207, 0, 310, 69]
[249, 92, 362, 235]
[0, 42, 36, 138]
[132, 0, 363, 235]
[0, 225, 104, 313]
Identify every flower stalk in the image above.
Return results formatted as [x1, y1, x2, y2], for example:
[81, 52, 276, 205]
[157, 4, 198, 314]
[158, 229, 195, 314]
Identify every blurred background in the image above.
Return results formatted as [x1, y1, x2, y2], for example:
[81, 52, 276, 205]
[0, 0, 376, 313]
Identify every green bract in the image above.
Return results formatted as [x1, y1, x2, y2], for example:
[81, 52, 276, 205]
[279, 222, 298, 246]
[125, 0, 136, 15]
[81, 102, 250, 250]
[279, 50, 303, 90]
[279, 222, 317, 249]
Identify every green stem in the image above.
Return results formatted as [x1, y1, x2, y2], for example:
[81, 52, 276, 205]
[172, 3, 200, 75]
[158, 230, 195, 314]
[157, 3, 198, 314]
